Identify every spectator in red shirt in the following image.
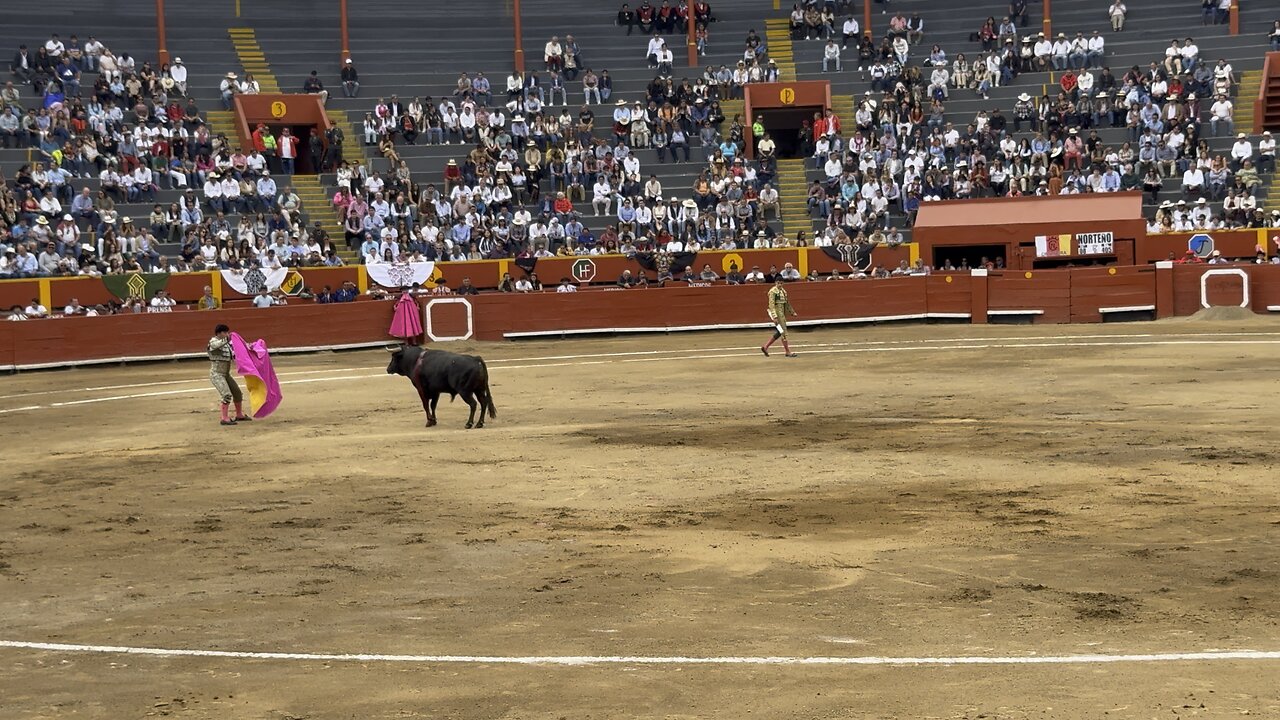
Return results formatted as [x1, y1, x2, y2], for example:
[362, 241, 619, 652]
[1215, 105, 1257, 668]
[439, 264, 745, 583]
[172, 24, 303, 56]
[553, 191, 574, 220]
[1059, 69, 1078, 101]
[443, 159, 462, 194]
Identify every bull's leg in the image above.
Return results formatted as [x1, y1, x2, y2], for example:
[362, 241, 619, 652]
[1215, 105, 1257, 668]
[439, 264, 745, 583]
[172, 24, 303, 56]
[474, 390, 487, 428]
[427, 393, 439, 427]
[416, 386, 433, 427]
[461, 391, 478, 429]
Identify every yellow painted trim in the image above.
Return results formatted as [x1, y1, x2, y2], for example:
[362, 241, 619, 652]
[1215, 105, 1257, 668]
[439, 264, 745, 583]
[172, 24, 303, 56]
[909, 242, 920, 266]
[498, 258, 510, 283]
[796, 247, 808, 276]
[357, 264, 368, 294]
[235, 0, 241, 17]
[211, 271, 224, 306]
[38, 278, 52, 312]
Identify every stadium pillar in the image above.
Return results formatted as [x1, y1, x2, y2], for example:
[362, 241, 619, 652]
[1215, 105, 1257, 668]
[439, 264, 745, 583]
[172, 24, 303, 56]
[1042, 0, 1052, 40]
[513, 0, 526, 73]
[970, 269, 989, 323]
[155, 0, 170, 66]
[1154, 261, 1175, 318]
[339, 0, 351, 64]
[687, 6, 698, 68]
[1229, 0, 1239, 35]
[864, 0, 872, 42]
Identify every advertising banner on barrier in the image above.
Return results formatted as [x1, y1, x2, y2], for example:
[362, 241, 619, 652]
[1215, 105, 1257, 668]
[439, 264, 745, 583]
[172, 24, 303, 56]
[366, 262, 436, 289]
[221, 267, 289, 295]
[1076, 232, 1115, 255]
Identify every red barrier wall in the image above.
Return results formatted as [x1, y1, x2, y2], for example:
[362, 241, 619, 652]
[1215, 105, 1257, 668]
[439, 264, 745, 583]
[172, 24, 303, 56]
[1068, 266, 1157, 324]
[6, 264, 1280, 370]
[986, 270, 1072, 324]
[0, 302, 396, 368]
[457, 278, 933, 341]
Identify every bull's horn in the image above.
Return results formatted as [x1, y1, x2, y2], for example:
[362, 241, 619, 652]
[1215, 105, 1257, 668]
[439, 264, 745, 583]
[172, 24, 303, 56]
[384, 345, 403, 353]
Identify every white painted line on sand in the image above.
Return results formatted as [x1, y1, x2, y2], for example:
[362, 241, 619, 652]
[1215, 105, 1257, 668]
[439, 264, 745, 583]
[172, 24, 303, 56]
[1, 640, 1278, 667]
[4, 336, 1280, 417]
[0, 367, 389, 401]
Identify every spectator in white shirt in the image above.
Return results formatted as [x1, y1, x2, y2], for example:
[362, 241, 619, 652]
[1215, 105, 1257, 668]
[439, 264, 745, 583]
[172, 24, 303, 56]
[1068, 32, 1088, 69]
[1209, 95, 1233, 137]
[1180, 38, 1199, 72]
[646, 37, 665, 67]
[1077, 69, 1094, 96]
[1051, 33, 1070, 70]
[1109, 1, 1127, 30]
[823, 40, 841, 72]
[1230, 133, 1253, 170]
[591, 180, 612, 215]
[928, 61, 949, 98]
[1181, 166, 1205, 197]
[25, 299, 49, 317]
[556, 277, 578, 292]
[1163, 40, 1184, 75]
[1257, 131, 1275, 173]
[169, 57, 188, 96]
[841, 17, 859, 50]
[1086, 30, 1105, 67]
[148, 290, 176, 313]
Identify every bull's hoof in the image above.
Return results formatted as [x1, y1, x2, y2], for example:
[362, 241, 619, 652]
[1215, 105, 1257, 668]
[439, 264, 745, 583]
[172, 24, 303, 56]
[465, 422, 474, 429]
[426, 419, 437, 427]
[475, 422, 485, 429]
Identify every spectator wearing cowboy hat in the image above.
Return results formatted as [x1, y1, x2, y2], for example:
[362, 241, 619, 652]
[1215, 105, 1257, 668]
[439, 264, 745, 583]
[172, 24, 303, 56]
[220, 71, 237, 109]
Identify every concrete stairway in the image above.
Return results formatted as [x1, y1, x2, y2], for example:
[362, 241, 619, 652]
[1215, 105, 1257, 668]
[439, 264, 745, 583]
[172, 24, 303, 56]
[227, 27, 281, 94]
[764, 17, 798, 82]
[775, 158, 813, 239]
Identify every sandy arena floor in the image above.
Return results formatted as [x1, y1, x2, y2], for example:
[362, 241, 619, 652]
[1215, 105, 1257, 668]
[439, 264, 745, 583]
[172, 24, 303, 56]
[1, 319, 1279, 719]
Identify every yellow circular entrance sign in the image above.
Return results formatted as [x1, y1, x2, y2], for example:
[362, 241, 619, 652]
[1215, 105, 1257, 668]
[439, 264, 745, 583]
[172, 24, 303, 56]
[270, 101, 288, 118]
[779, 87, 795, 105]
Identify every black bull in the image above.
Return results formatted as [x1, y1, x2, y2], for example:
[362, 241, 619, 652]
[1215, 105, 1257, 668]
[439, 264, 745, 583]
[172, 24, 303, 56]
[386, 346, 497, 428]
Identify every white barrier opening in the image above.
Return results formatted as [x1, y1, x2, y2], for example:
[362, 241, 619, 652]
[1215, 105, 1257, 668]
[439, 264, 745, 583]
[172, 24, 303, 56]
[424, 298, 474, 341]
[1198, 268, 1249, 309]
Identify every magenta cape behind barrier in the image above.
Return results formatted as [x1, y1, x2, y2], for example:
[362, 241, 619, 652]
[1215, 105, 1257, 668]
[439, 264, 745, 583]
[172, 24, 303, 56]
[389, 292, 423, 340]
[229, 332, 283, 418]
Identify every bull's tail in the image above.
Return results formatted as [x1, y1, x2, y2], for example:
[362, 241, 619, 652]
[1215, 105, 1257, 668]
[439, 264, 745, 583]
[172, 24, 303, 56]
[480, 359, 497, 419]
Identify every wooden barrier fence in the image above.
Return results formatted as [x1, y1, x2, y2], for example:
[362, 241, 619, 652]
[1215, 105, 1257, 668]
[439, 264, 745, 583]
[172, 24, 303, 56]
[4, 263, 1280, 370]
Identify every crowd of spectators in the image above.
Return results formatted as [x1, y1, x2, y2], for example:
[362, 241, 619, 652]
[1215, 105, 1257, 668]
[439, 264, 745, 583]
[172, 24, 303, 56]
[783, 3, 1280, 237]
[4, 4, 1280, 291]
[334, 5, 868, 266]
[0, 28, 360, 279]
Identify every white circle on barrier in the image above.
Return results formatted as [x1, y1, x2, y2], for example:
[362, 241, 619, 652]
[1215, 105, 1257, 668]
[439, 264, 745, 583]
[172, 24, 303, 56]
[423, 298, 474, 341]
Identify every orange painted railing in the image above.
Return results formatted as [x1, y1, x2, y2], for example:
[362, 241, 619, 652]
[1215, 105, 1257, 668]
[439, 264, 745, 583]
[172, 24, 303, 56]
[1257, 52, 1280, 134]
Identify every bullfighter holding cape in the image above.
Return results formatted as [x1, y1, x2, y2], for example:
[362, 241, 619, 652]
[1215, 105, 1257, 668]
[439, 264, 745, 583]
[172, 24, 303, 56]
[208, 323, 283, 425]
